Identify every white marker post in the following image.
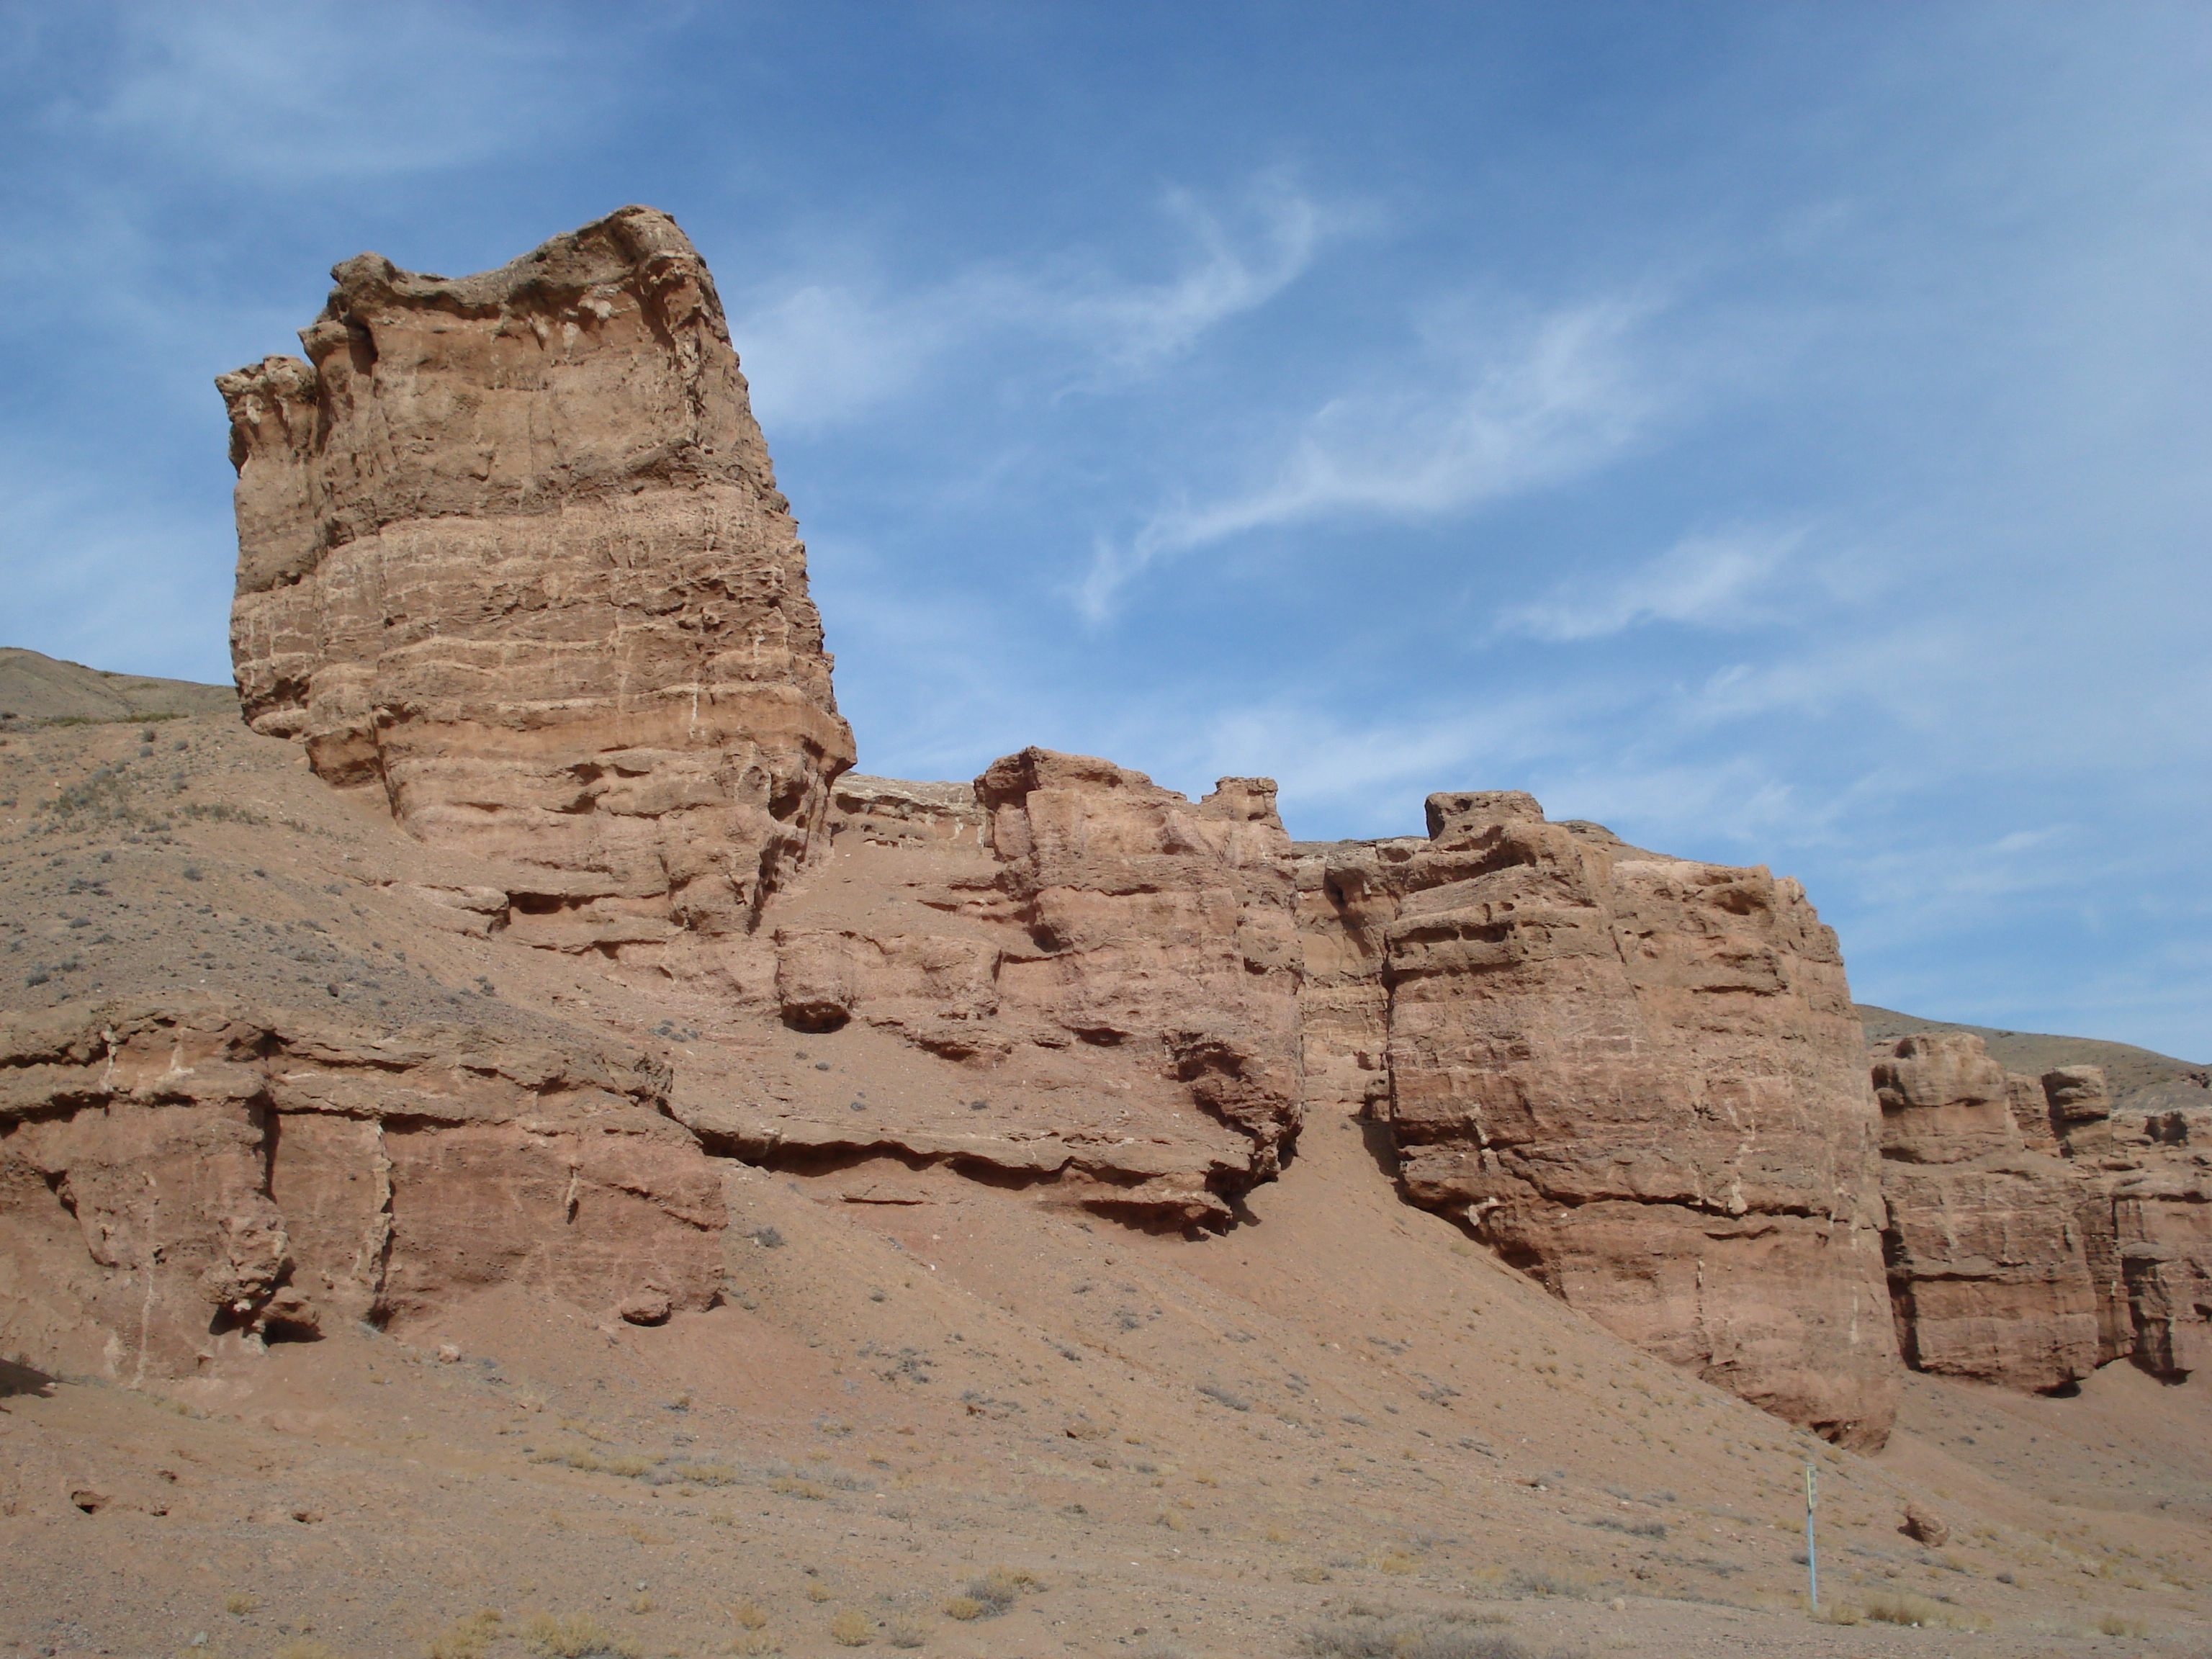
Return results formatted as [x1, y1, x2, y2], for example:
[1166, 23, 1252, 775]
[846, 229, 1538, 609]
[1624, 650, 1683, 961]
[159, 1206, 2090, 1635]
[1804, 1461, 1820, 1617]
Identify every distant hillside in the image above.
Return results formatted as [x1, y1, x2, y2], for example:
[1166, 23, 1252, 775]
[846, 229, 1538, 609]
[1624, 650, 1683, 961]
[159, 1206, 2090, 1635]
[0, 647, 236, 726]
[1859, 1002, 2209, 1112]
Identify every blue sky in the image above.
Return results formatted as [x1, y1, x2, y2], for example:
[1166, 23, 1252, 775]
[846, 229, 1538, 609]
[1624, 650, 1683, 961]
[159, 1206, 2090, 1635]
[3, 2, 2208, 1057]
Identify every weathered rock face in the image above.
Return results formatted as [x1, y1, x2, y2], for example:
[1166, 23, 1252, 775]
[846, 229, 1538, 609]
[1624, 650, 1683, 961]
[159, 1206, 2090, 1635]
[222, 206, 854, 958]
[681, 752, 1305, 1226]
[1873, 1037, 2212, 1388]
[1298, 793, 1898, 1448]
[1874, 1033, 2102, 1390]
[0, 999, 721, 1380]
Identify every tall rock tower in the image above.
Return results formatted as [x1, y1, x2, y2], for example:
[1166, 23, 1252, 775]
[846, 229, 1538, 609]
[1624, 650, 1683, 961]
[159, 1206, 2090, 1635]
[221, 206, 855, 958]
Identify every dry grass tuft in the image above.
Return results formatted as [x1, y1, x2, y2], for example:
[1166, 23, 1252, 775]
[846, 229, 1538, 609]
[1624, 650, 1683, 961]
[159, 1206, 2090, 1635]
[427, 1608, 503, 1658]
[224, 1591, 260, 1616]
[1854, 1591, 1989, 1632]
[1298, 1607, 1531, 1659]
[827, 1609, 873, 1647]
[805, 1581, 834, 1604]
[731, 1601, 770, 1631]
[523, 1611, 637, 1657]
[2098, 1612, 2149, 1638]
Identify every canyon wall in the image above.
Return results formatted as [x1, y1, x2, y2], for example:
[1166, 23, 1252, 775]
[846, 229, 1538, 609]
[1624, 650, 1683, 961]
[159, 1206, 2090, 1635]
[1298, 793, 1899, 1448]
[1874, 1032, 2212, 1390]
[680, 753, 1305, 1227]
[221, 205, 854, 959]
[0, 999, 721, 1379]
[0, 204, 2132, 1426]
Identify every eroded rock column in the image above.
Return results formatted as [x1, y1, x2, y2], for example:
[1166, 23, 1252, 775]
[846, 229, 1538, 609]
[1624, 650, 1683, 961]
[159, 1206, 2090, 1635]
[222, 206, 855, 961]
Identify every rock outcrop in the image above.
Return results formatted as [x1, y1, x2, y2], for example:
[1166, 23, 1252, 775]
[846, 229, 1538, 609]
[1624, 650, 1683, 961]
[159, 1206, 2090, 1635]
[0, 999, 720, 1379]
[1298, 793, 1898, 1448]
[1873, 1035, 2212, 1389]
[221, 206, 854, 960]
[680, 751, 1305, 1226]
[1873, 1033, 2102, 1389]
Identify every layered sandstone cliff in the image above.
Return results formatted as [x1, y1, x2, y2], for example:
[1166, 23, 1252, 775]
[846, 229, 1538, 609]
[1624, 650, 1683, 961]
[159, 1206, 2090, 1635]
[1298, 794, 1899, 1447]
[0, 999, 720, 1379]
[221, 206, 854, 958]
[1874, 1031, 2212, 1390]
[680, 753, 1305, 1225]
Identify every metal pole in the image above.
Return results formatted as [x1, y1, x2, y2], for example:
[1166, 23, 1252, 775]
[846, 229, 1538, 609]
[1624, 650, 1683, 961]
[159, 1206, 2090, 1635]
[1804, 1462, 1819, 1616]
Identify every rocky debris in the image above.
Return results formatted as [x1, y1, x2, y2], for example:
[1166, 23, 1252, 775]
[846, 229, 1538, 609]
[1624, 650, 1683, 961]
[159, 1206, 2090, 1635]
[1296, 793, 1898, 1449]
[0, 997, 721, 1378]
[1902, 1502, 1949, 1547]
[680, 750, 1305, 1226]
[221, 206, 854, 961]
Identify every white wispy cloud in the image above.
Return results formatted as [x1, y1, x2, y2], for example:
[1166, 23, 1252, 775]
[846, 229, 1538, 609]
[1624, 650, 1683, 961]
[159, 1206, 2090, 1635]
[732, 176, 1333, 432]
[71, 1, 590, 181]
[1079, 295, 1658, 619]
[1494, 522, 1808, 642]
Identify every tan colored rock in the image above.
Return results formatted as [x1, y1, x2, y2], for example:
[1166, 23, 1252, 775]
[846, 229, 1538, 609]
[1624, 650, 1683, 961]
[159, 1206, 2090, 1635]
[0, 999, 721, 1378]
[2044, 1065, 2114, 1158]
[1902, 1503, 1949, 1547]
[678, 751, 1305, 1226]
[221, 206, 854, 960]
[1296, 793, 1897, 1447]
[2113, 1161, 2212, 1377]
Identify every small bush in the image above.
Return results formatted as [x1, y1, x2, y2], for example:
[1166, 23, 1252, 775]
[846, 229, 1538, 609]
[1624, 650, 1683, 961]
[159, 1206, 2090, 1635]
[225, 1591, 260, 1615]
[2098, 1612, 2147, 1638]
[1298, 1609, 1530, 1659]
[1860, 1591, 1987, 1631]
[731, 1601, 770, 1630]
[828, 1610, 873, 1647]
[428, 1609, 503, 1658]
[942, 1597, 986, 1622]
[882, 1615, 927, 1649]
[524, 1611, 636, 1657]
[805, 1582, 833, 1604]
[1507, 1568, 1593, 1600]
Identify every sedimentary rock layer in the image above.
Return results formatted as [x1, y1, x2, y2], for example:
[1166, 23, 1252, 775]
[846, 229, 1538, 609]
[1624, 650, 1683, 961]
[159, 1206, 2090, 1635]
[1872, 1033, 2212, 1389]
[221, 206, 854, 958]
[1298, 793, 1898, 1447]
[684, 752, 1305, 1225]
[0, 999, 720, 1379]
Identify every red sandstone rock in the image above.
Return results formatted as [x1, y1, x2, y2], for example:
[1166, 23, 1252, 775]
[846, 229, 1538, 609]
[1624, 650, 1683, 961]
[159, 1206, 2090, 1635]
[221, 207, 854, 960]
[0, 999, 721, 1379]
[1297, 793, 1897, 1448]
[678, 752, 1305, 1226]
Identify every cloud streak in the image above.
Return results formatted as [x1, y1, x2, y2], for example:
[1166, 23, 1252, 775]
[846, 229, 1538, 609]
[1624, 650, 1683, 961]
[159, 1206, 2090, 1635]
[732, 176, 1331, 432]
[1493, 522, 1807, 642]
[1080, 295, 1658, 618]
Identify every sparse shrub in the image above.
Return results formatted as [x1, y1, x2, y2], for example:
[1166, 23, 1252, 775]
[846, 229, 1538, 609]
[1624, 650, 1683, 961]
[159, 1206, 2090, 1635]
[2098, 1612, 2147, 1637]
[1154, 1508, 1187, 1532]
[942, 1597, 986, 1622]
[731, 1636, 781, 1658]
[958, 1567, 1038, 1617]
[428, 1609, 503, 1658]
[1506, 1568, 1594, 1600]
[805, 1582, 833, 1604]
[1197, 1382, 1251, 1411]
[773, 1475, 830, 1501]
[1860, 1591, 1987, 1631]
[524, 1611, 636, 1657]
[225, 1591, 260, 1615]
[732, 1603, 770, 1631]
[1288, 1565, 1332, 1584]
[827, 1609, 873, 1647]
[882, 1615, 926, 1649]
[1361, 1550, 1418, 1575]
[1298, 1608, 1530, 1659]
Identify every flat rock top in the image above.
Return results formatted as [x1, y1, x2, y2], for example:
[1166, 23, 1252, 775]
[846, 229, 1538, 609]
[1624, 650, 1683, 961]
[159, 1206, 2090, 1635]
[0, 648, 237, 727]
